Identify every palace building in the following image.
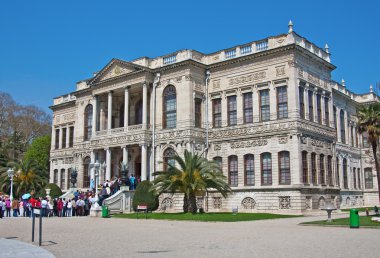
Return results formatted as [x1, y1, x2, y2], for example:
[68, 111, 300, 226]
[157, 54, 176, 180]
[50, 22, 379, 214]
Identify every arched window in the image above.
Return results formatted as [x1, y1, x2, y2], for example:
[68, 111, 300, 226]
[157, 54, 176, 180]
[327, 156, 333, 186]
[54, 169, 58, 184]
[84, 104, 93, 140]
[261, 153, 272, 185]
[60, 169, 65, 189]
[163, 85, 176, 128]
[279, 151, 290, 185]
[311, 153, 317, 184]
[244, 154, 254, 186]
[135, 100, 143, 125]
[302, 151, 308, 183]
[364, 168, 373, 189]
[228, 155, 238, 186]
[319, 154, 325, 185]
[343, 158, 348, 189]
[163, 148, 176, 171]
[340, 110, 346, 144]
[83, 157, 91, 188]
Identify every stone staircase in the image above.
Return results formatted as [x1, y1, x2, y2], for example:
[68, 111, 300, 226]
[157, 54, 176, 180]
[103, 187, 134, 214]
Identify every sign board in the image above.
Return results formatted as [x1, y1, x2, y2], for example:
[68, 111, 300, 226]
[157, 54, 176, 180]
[137, 205, 148, 210]
[34, 209, 41, 215]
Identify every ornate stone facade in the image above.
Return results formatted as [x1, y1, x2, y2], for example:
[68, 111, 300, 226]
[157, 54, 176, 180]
[50, 23, 379, 214]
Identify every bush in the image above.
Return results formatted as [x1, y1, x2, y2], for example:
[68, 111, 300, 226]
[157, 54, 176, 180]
[37, 183, 62, 199]
[132, 181, 159, 212]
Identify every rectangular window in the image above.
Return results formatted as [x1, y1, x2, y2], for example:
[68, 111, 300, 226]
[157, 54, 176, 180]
[351, 126, 354, 147]
[333, 106, 337, 130]
[244, 155, 255, 186]
[227, 95, 237, 126]
[302, 151, 308, 183]
[299, 87, 305, 119]
[279, 151, 290, 184]
[308, 90, 314, 121]
[212, 99, 222, 128]
[319, 154, 325, 185]
[357, 168, 361, 189]
[228, 156, 238, 186]
[363, 134, 369, 147]
[353, 167, 356, 189]
[55, 129, 59, 149]
[355, 127, 359, 147]
[194, 99, 202, 128]
[324, 97, 329, 126]
[62, 128, 67, 149]
[277, 86, 288, 119]
[260, 89, 270, 121]
[316, 94, 322, 124]
[261, 153, 272, 185]
[69, 126, 74, 147]
[327, 156, 333, 186]
[336, 158, 340, 187]
[365, 168, 373, 189]
[243, 92, 253, 123]
[60, 169, 65, 189]
[54, 169, 58, 184]
[343, 159, 348, 189]
[311, 153, 317, 184]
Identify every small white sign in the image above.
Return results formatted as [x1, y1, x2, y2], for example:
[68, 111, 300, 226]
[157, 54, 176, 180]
[34, 209, 41, 215]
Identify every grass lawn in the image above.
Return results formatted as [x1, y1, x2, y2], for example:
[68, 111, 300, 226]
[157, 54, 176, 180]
[112, 212, 301, 222]
[301, 216, 380, 228]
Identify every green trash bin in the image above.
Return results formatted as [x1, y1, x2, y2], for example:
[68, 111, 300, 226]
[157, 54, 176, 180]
[102, 205, 109, 218]
[349, 209, 359, 228]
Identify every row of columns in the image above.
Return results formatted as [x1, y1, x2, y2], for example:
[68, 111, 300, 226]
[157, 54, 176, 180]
[89, 144, 149, 183]
[336, 156, 363, 190]
[53, 126, 73, 149]
[335, 106, 359, 147]
[92, 83, 149, 135]
[301, 84, 333, 127]
[303, 152, 336, 187]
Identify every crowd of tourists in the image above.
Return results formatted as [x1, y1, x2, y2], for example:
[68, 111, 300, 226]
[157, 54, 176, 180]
[0, 175, 139, 219]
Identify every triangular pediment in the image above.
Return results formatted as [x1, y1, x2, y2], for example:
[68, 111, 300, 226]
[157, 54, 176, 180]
[89, 59, 145, 85]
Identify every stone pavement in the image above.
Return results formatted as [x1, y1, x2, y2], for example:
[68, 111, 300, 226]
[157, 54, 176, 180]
[0, 214, 380, 258]
[0, 238, 55, 258]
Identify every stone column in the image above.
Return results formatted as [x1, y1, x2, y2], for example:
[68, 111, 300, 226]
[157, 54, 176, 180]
[321, 93, 326, 125]
[141, 144, 147, 181]
[107, 91, 113, 131]
[124, 86, 129, 127]
[51, 127, 56, 150]
[336, 107, 342, 142]
[142, 82, 148, 127]
[329, 98, 334, 128]
[353, 126, 357, 147]
[92, 95, 97, 133]
[58, 127, 63, 149]
[90, 151, 95, 182]
[106, 148, 111, 180]
[66, 127, 70, 148]
[236, 92, 243, 124]
[344, 110, 348, 145]
[304, 87, 309, 121]
[313, 88, 318, 122]
[100, 101, 106, 131]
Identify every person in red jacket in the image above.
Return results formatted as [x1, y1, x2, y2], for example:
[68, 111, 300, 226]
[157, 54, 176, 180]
[57, 198, 63, 217]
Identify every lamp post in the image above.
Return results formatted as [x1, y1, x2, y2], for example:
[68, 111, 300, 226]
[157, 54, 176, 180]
[7, 168, 14, 201]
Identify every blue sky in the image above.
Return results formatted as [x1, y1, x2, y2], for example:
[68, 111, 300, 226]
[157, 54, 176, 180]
[0, 0, 379, 113]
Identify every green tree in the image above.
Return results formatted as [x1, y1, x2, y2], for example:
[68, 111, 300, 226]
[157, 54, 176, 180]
[153, 150, 231, 213]
[0, 160, 47, 197]
[132, 181, 159, 211]
[357, 103, 380, 203]
[23, 135, 51, 180]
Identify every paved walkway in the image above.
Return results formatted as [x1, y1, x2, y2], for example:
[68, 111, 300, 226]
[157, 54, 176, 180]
[1, 214, 380, 258]
[0, 238, 55, 258]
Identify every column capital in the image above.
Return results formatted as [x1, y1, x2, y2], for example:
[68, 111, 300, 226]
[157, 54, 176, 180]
[124, 85, 131, 91]
[143, 82, 148, 88]
[108, 90, 113, 95]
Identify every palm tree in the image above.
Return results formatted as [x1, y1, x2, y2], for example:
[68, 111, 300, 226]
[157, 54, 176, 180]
[153, 150, 231, 213]
[0, 160, 47, 197]
[357, 103, 380, 203]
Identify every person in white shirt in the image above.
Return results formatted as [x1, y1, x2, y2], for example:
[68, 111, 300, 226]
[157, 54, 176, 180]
[41, 198, 48, 217]
[67, 199, 72, 217]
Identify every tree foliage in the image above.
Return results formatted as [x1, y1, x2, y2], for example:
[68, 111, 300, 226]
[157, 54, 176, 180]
[153, 150, 231, 213]
[23, 135, 51, 179]
[357, 103, 380, 204]
[132, 181, 159, 212]
[0, 92, 51, 162]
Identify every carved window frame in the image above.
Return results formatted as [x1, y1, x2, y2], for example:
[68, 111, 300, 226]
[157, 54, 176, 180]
[163, 85, 177, 129]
